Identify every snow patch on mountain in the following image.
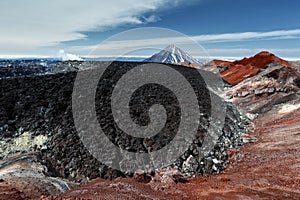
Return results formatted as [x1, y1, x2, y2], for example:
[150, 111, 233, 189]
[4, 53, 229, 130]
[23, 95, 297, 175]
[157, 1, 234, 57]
[144, 45, 200, 64]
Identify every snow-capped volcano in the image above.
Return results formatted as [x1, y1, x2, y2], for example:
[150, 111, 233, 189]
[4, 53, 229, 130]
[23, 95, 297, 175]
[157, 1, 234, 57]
[144, 45, 200, 64]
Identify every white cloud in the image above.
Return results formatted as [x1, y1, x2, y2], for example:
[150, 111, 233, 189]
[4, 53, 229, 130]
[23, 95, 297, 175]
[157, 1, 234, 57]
[58, 50, 83, 61]
[0, 0, 194, 55]
[93, 29, 300, 49]
[66, 28, 300, 58]
[1, 0, 299, 59]
[143, 15, 161, 23]
[192, 29, 300, 42]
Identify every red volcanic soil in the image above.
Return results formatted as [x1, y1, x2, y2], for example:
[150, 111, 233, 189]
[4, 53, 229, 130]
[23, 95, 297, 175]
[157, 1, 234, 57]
[0, 182, 29, 200]
[44, 105, 300, 200]
[213, 51, 295, 86]
[177, 105, 300, 199]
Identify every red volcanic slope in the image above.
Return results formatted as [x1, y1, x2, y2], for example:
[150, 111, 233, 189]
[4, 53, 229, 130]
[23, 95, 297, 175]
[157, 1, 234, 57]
[213, 51, 294, 86]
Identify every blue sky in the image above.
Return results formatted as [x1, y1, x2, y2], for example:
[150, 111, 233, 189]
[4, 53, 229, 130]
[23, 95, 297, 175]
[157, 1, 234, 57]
[1, 0, 300, 59]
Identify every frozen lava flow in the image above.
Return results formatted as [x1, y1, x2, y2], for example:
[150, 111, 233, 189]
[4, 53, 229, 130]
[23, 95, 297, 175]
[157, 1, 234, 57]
[50, 102, 300, 200]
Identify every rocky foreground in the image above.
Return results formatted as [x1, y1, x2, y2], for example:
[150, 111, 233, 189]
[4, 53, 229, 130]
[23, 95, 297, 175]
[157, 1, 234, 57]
[0, 61, 248, 199]
[41, 101, 300, 199]
[1, 100, 299, 200]
[0, 52, 299, 199]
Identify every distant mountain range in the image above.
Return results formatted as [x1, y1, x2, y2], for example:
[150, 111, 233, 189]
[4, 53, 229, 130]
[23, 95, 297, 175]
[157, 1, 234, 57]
[144, 44, 201, 64]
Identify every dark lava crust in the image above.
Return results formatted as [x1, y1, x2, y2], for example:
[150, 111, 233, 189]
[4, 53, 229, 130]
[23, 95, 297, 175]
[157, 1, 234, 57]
[0, 61, 248, 183]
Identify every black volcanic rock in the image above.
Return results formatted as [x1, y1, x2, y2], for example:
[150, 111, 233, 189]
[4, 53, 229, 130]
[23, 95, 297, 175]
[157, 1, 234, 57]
[0, 60, 84, 78]
[0, 61, 247, 182]
[294, 76, 300, 88]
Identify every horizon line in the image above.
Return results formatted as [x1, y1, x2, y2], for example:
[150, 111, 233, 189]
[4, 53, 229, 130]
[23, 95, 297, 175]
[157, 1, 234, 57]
[0, 55, 300, 61]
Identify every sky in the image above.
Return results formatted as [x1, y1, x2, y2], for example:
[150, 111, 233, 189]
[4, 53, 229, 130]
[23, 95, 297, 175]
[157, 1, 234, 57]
[1, 0, 300, 59]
